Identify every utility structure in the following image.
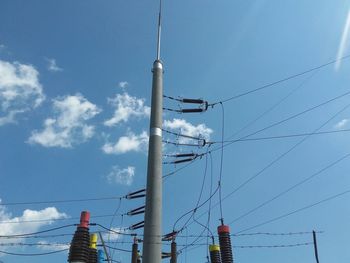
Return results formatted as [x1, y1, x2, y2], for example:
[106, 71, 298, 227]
[142, 1, 163, 263]
[68, 211, 91, 263]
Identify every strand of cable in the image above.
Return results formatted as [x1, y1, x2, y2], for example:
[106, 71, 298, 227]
[225, 71, 318, 141]
[218, 102, 225, 223]
[0, 224, 77, 238]
[0, 196, 123, 206]
[108, 198, 123, 259]
[209, 54, 350, 106]
[229, 152, 350, 225]
[183, 242, 314, 249]
[235, 188, 350, 234]
[217, 128, 350, 143]
[0, 230, 319, 241]
[0, 163, 190, 210]
[173, 148, 212, 232]
[0, 248, 69, 256]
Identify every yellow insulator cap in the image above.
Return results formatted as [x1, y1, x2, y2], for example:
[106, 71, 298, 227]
[209, 244, 220, 252]
[90, 233, 98, 249]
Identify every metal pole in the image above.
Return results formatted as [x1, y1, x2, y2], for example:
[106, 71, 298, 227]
[142, 1, 163, 263]
[98, 232, 111, 263]
[132, 238, 138, 263]
[170, 240, 177, 263]
[313, 230, 320, 263]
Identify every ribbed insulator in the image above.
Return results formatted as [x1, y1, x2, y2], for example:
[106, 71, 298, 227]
[88, 248, 98, 263]
[209, 244, 221, 263]
[68, 226, 90, 263]
[218, 225, 234, 263]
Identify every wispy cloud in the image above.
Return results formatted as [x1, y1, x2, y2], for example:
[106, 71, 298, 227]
[104, 92, 150, 126]
[107, 166, 135, 185]
[163, 118, 213, 144]
[118, 81, 129, 89]
[103, 227, 128, 241]
[46, 58, 63, 72]
[36, 241, 70, 251]
[0, 60, 45, 126]
[102, 131, 148, 154]
[336, 10, 350, 71]
[334, 118, 349, 129]
[28, 94, 101, 148]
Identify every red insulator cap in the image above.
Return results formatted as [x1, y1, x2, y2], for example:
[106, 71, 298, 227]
[79, 211, 90, 228]
[217, 224, 230, 234]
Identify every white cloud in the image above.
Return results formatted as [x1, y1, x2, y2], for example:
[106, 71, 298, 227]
[0, 203, 67, 243]
[336, 10, 350, 71]
[46, 58, 63, 72]
[28, 94, 101, 148]
[0, 60, 45, 125]
[102, 131, 148, 154]
[0, 204, 68, 253]
[107, 166, 135, 185]
[118, 81, 129, 89]
[163, 118, 213, 144]
[334, 118, 349, 129]
[104, 92, 150, 126]
[36, 240, 70, 251]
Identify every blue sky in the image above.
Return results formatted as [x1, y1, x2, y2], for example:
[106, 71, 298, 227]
[1, 0, 350, 262]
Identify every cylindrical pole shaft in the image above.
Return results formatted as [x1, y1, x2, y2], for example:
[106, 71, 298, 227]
[170, 241, 177, 263]
[313, 231, 320, 263]
[142, 59, 163, 263]
[132, 242, 138, 263]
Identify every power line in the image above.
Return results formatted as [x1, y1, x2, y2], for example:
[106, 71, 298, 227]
[225, 72, 318, 141]
[0, 224, 76, 238]
[220, 128, 350, 143]
[235, 188, 350, 234]
[0, 196, 123, 206]
[0, 213, 123, 225]
[0, 248, 69, 256]
[210, 54, 350, 105]
[229, 152, 350, 224]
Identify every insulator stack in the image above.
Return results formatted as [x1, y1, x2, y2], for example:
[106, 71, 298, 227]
[170, 241, 177, 263]
[88, 233, 98, 263]
[217, 225, 234, 263]
[68, 211, 91, 263]
[97, 250, 104, 263]
[132, 238, 139, 263]
[209, 244, 221, 263]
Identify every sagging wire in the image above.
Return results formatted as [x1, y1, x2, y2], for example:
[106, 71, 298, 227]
[218, 102, 225, 225]
[0, 224, 77, 238]
[108, 197, 123, 258]
[225, 71, 318, 141]
[208, 53, 350, 106]
[172, 148, 219, 234]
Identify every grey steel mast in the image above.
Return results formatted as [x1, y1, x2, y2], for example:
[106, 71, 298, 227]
[142, 1, 163, 263]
